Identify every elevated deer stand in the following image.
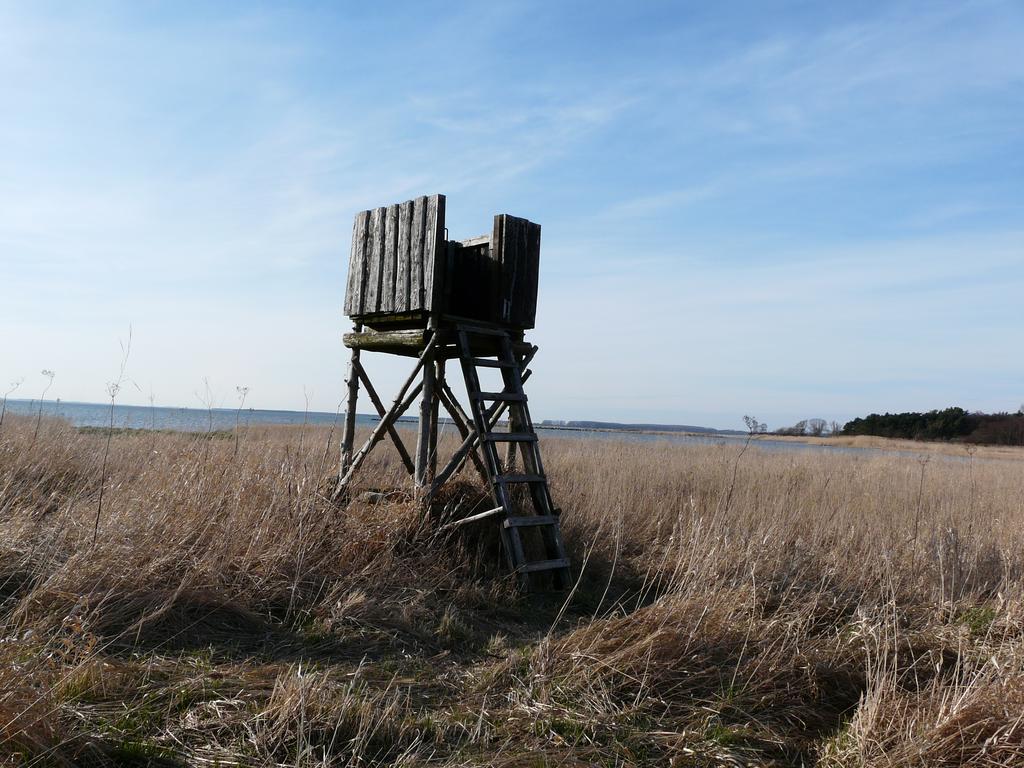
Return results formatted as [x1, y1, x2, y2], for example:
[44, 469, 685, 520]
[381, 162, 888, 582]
[335, 194, 569, 589]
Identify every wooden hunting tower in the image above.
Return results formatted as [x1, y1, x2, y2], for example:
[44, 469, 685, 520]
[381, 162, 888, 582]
[337, 193, 569, 588]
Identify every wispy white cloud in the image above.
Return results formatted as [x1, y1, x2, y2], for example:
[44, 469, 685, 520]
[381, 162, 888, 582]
[530, 226, 1024, 425]
[602, 183, 726, 219]
[2, 1, 1021, 425]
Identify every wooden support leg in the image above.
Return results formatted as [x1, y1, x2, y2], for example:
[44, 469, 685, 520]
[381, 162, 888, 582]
[335, 382, 423, 496]
[415, 344, 436, 490]
[504, 348, 523, 472]
[340, 323, 362, 475]
[429, 358, 443, 483]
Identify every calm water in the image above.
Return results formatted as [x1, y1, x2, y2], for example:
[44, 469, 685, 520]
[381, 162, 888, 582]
[2, 399, 964, 461]
[4, 399, 360, 432]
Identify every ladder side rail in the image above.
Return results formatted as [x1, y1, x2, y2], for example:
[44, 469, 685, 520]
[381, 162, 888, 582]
[499, 337, 557, 517]
[428, 386, 530, 496]
[456, 328, 527, 576]
[497, 335, 570, 587]
[501, 340, 524, 471]
[446, 344, 539, 484]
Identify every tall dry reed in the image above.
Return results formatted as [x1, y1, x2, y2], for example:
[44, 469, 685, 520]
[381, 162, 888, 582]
[2, 415, 1023, 765]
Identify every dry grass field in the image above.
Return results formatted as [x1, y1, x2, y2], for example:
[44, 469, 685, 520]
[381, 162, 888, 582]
[3, 414, 1024, 766]
[767, 433, 1024, 462]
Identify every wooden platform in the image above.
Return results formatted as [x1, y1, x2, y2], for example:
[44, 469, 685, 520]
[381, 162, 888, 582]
[343, 322, 531, 358]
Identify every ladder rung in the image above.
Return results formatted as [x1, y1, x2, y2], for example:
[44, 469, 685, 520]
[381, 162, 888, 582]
[496, 473, 545, 484]
[517, 558, 571, 574]
[484, 433, 537, 442]
[468, 357, 514, 368]
[473, 392, 526, 402]
[504, 515, 559, 528]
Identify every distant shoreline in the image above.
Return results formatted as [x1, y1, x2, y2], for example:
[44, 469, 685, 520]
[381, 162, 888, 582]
[535, 423, 744, 438]
[4, 398, 745, 436]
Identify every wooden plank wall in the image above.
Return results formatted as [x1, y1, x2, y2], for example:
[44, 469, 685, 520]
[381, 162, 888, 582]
[492, 214, 542, 329]
[344, 194, 446, 318]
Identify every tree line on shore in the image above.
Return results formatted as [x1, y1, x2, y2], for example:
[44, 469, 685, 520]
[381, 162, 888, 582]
[772, 406, 1024, 446]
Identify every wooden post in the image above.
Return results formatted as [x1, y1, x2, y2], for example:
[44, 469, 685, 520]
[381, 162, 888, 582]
[340, 322, 362, 475]
[415, 341, 436, 490]
[429, 358, 443, 483]
[504, 346, 522, 472]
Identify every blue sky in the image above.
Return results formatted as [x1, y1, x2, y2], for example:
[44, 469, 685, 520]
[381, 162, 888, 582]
[2, 0, 1022, 430]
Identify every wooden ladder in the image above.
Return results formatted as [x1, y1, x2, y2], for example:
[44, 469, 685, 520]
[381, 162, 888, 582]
[455, 324, 570, 589]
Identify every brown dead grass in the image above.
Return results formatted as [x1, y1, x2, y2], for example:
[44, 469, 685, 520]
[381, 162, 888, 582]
[769, 431, 1024, 461]
[2, 414, 1024, 765]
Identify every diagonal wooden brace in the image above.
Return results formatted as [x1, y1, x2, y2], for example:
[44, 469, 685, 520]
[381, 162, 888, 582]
[437, 379, 489, 483]
[334, 334, 438, 497]
[354, 359, 415, 476]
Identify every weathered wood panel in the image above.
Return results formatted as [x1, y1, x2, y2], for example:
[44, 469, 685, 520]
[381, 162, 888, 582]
[364, 207, 386, 313]
[521, 220, 541, 327]
[492, 214, 541, 328]
[344, 194, 445, 320]
[344, 211, 370, 316]
[382, 203, 399, 313]
[410, 196, 425, 311]
[395, 200, 413, 312]
[423, 195, 445, 313]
